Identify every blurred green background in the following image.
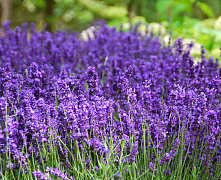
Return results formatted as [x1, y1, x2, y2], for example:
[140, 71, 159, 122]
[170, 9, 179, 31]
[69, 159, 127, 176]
[0, 0, 221, 58]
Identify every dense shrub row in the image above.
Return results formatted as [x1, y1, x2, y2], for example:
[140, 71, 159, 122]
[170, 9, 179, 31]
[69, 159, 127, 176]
[0, 21, 221, 179]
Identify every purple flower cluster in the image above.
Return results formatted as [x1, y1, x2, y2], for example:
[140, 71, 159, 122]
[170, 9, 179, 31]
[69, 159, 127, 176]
[0, 21, 221, 178]
[32, 167, 74, 180]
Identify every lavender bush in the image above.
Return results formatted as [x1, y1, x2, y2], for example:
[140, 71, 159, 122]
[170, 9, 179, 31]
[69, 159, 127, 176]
[0, 21, 221, 179]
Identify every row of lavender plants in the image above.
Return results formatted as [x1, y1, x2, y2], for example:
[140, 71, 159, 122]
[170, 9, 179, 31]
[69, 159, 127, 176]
[0, 21, 221, 179]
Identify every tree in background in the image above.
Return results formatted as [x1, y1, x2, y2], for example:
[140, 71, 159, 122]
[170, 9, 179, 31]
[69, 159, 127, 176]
[45, 0, 54, 32]
[1, 0, 220, 31]
[1, 0, 12, 22]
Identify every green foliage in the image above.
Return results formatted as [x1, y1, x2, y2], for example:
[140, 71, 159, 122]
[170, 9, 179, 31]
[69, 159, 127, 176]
[2, 114, 221, 179]
[156, 0, 173, 15]
[23, 0, 46, 10]
[196, 2, 214, 18]
[18, 0, 221, 58]
[21, 0, 129, 30]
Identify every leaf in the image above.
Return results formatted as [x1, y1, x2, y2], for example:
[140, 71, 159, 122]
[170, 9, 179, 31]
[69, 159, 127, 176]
[105, 6, 128, 19]
[207, 36, 215, 51]
[183, 16, 200, 27]
[196, 2, 214, 18]
[172, 2, 190, 19]
[33, 0, 46, 8]
[131, 16, 147, 24]
[79, 0, 105, 15]
[85, 82, 88, 91]
[192, 166, 197, 180]
[156, 0, 173, 14]
[77, 11, 94, 23]
[211, 48, 221, 59]
[202, 18, 216, 29]
[107, 17, 129, 28]
[79, 0, 128, 19]
[114, 110, 119, 120]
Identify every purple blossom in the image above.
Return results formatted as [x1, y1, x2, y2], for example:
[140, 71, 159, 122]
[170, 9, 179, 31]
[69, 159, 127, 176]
[0, 21, 220, 178]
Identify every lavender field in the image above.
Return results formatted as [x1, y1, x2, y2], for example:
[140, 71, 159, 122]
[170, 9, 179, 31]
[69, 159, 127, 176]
[0, 21, 221, 180]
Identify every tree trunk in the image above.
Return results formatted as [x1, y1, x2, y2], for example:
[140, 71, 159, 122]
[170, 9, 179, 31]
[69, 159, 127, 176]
[127, 0, 135, 19]
[1, 0, 12, 22]
[45, 0, 54, 32]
